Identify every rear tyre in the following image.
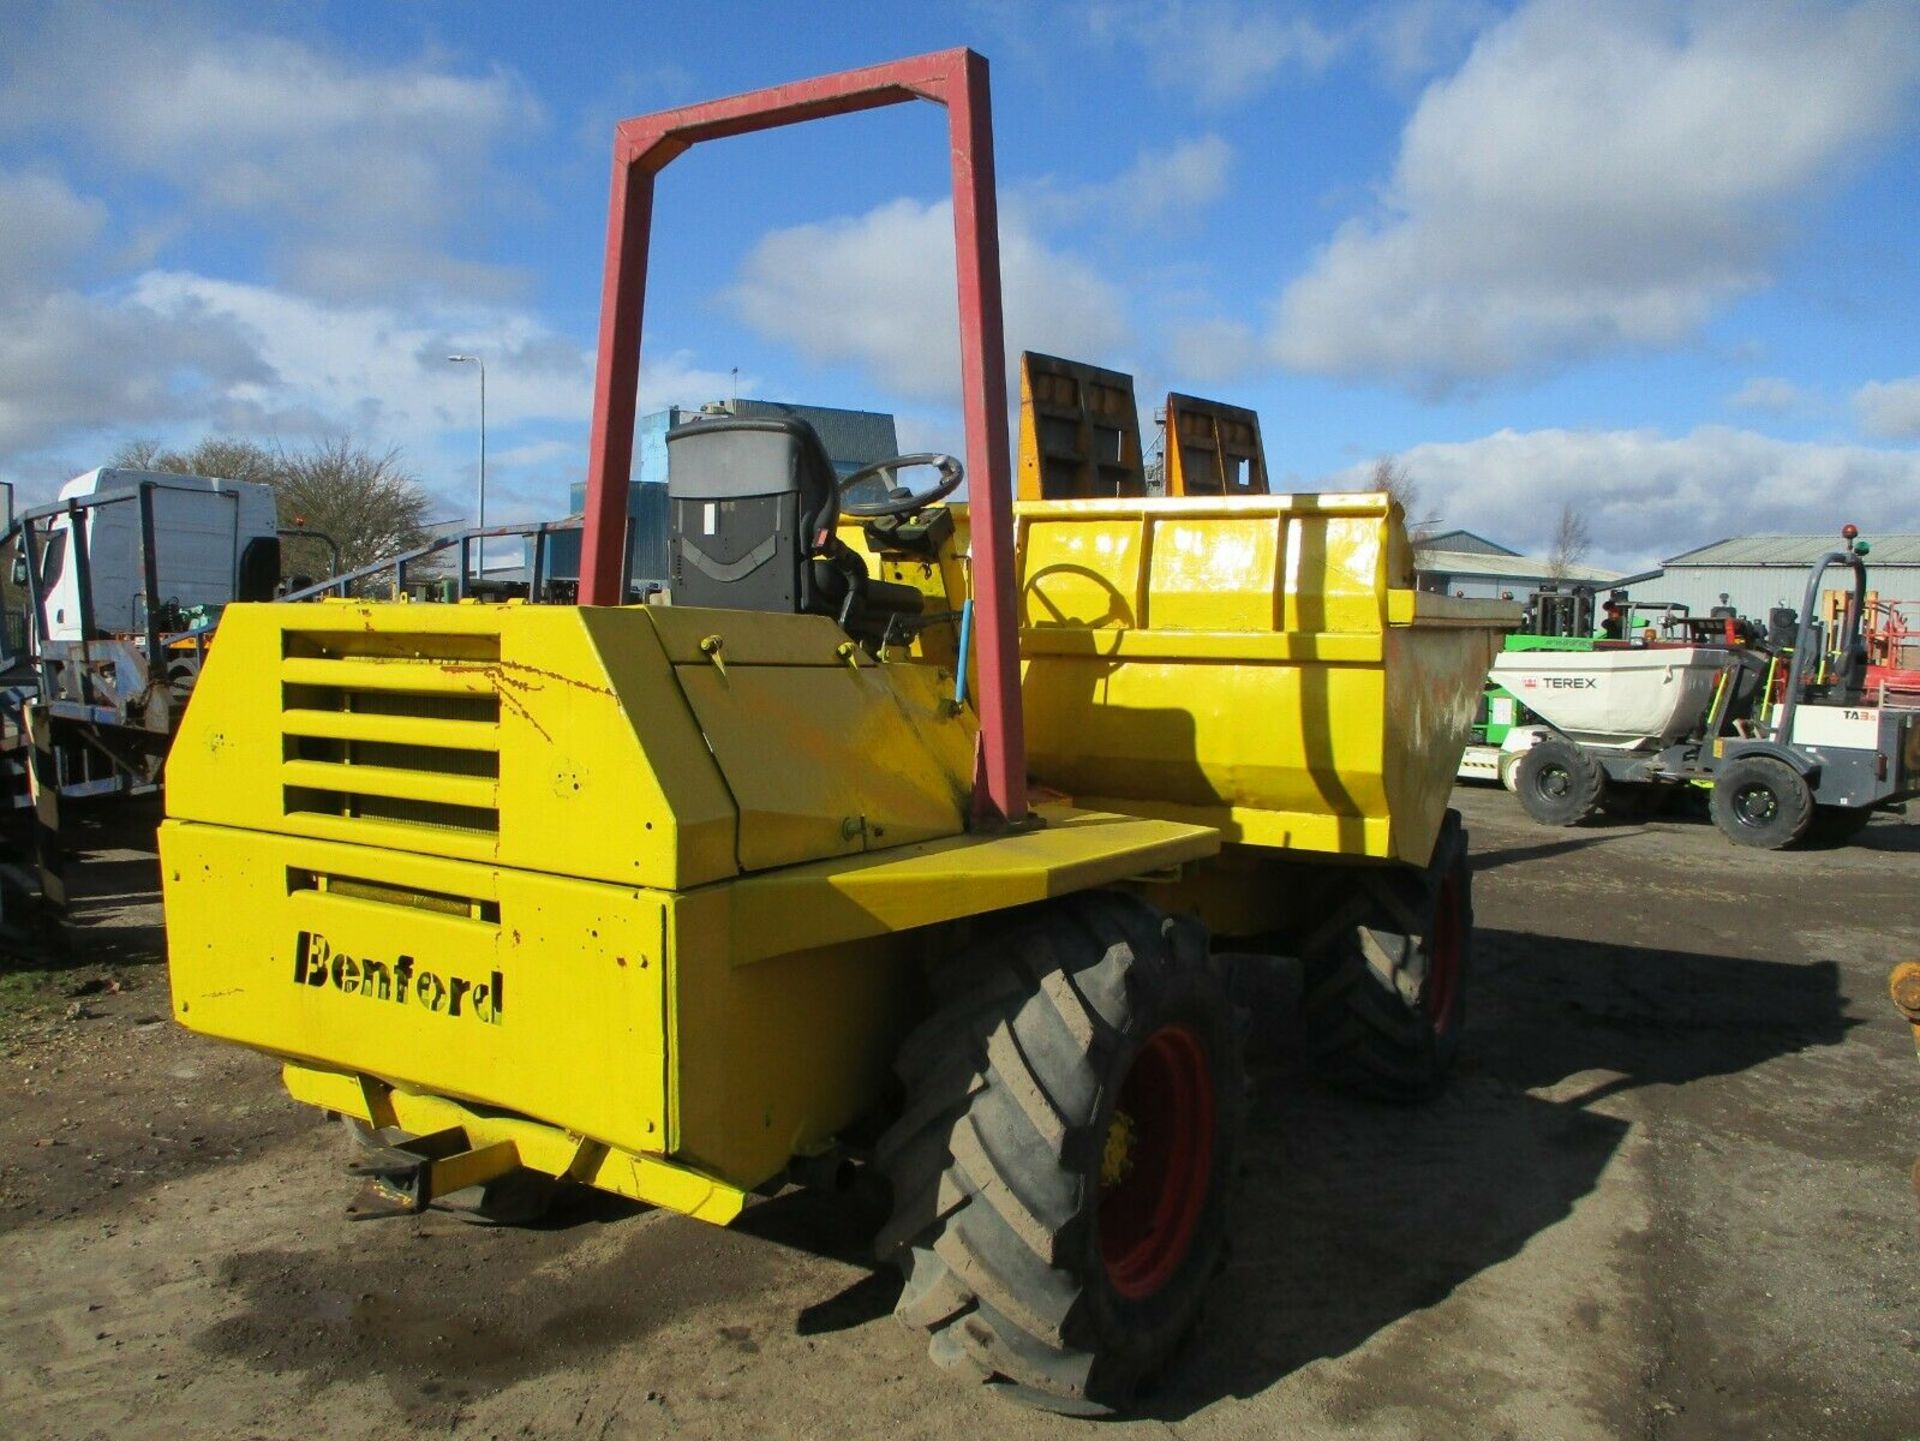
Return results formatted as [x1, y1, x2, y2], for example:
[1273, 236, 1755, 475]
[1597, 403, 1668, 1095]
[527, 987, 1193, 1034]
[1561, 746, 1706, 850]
[875, 893, 1245, 1414]
[1516, 739, 1605, 826]
[1300, 811, 1471, 1103]
[1710, 756, 1814, 850]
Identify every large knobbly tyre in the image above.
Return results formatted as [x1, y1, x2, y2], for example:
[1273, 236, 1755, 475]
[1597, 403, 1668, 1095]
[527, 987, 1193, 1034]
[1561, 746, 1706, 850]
[873, 892, 1245, 1414]
[1710, 755, 1814, 849]
[1516, 738, 1605, 825]
[1300, 810, 1471, 1103]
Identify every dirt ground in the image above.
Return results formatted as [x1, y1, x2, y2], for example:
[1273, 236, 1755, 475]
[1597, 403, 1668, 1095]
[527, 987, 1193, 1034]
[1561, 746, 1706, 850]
[3, 788, 1918, 1440]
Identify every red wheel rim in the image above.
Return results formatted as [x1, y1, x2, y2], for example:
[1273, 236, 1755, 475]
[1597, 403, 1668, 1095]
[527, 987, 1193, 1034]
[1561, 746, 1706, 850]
[1426, 875, 1464, 1034]
[1098, 1023, 1215, 1301]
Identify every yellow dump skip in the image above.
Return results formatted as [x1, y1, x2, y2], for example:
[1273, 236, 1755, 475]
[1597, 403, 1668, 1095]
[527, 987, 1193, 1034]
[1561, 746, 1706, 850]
[1016, 492, 1510, 864]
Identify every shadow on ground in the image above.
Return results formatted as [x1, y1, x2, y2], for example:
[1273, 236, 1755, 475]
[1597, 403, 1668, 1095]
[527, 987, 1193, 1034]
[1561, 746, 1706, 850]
[0, 793, 165, 971]
[159, 837, 1859, 1422]
[1138, 926, 1852, 1417]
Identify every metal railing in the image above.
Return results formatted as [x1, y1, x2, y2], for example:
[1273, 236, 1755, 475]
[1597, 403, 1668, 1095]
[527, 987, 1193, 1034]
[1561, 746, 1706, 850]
[277, 516, 612, 604]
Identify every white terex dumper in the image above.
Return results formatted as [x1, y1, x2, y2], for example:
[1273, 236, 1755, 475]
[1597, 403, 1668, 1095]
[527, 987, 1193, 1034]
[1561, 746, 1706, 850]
[1497, 646, 1726, 750]
[1510, 528, 1920, 849]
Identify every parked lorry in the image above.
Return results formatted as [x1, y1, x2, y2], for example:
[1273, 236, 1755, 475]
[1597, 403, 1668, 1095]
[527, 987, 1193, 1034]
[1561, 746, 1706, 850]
[161, 51, 1511, 1412]
[28, 468, 282, 643]
[0, 468, 290, 908]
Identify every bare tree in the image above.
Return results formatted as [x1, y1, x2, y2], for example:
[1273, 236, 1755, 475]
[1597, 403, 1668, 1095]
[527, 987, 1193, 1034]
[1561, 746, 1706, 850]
[113, 436, 278, 485]
[275, 437, 433, 576]
[1546, 502, 1593, 579]
[111, 437, 168, 470]
[1367, 456, 1436, 541]
[1368, 456, 1416, 509]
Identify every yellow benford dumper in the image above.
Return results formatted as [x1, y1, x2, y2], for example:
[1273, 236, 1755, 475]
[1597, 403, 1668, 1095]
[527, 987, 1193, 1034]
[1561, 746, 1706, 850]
[161, 50, 1512, 1414]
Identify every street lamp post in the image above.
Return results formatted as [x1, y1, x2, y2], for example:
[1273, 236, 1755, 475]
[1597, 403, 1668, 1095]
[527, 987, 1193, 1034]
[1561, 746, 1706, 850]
[446, 354, 487, 531]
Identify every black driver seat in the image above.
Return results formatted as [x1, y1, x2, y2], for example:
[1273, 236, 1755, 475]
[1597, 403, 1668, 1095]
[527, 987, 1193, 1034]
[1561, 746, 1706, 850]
[666, 416, 924, 637]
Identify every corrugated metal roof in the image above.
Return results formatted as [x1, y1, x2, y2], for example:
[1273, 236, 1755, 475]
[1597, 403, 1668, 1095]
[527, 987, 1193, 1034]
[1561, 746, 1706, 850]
[1417, 528, 1518, 557]
[1664, 533, 1920, 566]
[1418, 528, 1519, 556]
[1646, 569, 1920, 616]
[1414, 548, 1624, 584]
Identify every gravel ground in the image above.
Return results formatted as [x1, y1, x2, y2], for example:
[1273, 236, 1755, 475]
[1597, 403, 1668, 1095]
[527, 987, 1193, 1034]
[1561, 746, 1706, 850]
[2, 787, 1917, 1440]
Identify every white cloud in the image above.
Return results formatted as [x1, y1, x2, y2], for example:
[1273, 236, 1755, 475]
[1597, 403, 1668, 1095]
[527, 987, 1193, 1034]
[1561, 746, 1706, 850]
[0, 287, 272, 467]
[1853, 376, 1920, 440]
[1023, 135, 1233, 230]
[1084, 1, 1499, 104]
[0, 266, 738, 517]
[1361, 0, 1500, 83]
[728, 197, 1131, 401]
[0, 8, 541, 303]
[1272, 0, 1920, 393]
[122, 273, 743, 520]
[1326, 424, 1920, 567]
[1166, 318, 1260, 382]
[0, 170, 272, 469]
[1728, 377, 1801, 415]
[0, 168, 107, 299]
[1087, 2, 1342, 107]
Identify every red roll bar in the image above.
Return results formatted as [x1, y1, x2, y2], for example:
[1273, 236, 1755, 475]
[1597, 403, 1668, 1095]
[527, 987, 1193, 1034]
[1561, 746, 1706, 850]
[578, 48, 1026, 826]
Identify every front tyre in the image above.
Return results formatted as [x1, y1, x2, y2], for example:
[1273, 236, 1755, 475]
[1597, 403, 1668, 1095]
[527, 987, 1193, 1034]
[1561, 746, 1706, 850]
[1710, 755, 1814, 849]
[874, 893, 1245, 1414]
[1515, 738, 1605, 826]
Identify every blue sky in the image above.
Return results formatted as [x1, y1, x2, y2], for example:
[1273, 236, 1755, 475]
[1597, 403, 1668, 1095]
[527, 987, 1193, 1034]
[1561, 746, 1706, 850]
[2, 0, 1917, 568]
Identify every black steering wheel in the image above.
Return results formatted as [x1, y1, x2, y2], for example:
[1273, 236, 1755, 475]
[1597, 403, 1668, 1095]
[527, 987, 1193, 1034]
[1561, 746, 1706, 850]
[837, 453, 964, 519]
